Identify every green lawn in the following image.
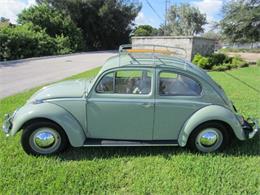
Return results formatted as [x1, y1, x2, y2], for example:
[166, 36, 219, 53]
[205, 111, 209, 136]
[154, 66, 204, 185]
[0, 66, 259, 194]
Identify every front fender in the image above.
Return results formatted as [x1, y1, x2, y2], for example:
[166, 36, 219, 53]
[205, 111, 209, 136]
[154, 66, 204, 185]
[10, 102, 86, 147]
[178, 105, 245, 147]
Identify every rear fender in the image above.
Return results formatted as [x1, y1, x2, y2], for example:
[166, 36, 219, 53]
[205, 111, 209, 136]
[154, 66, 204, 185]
[178, 105, 245, 147]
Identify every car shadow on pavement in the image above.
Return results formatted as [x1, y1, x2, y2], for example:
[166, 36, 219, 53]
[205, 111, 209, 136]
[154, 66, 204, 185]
[58, 135, 260, 161]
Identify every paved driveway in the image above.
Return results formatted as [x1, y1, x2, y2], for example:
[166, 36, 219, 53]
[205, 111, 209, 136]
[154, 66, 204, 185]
[0, 51, 116, 98]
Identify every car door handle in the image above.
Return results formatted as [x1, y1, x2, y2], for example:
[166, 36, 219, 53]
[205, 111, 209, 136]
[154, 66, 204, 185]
[139, 103, 153, 108]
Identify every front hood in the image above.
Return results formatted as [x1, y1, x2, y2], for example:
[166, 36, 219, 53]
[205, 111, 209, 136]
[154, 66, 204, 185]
[29, 79, 89, 102]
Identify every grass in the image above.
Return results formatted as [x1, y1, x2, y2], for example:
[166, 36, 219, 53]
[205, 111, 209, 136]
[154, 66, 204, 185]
[0, 66, 260, 194]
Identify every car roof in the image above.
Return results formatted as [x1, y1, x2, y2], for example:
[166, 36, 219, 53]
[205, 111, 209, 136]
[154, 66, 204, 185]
[97, 44, 220, 89]
[100, 52, 208, 81]
[92, 45, 230, 106]
[102, 44, 205, 73]
[97, 52, 230, 105]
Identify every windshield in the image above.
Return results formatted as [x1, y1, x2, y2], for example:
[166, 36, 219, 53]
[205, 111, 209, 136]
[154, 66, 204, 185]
[88, 76, 95, 83]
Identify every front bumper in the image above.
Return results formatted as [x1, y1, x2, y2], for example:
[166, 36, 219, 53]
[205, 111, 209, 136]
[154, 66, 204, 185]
[242, 118, 259, 139]
[2, 114, 12, 136]
[2, 109, 18, 136]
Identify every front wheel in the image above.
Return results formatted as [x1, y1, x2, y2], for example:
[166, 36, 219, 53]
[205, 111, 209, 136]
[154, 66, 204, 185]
[188, 122, 230, 153]
[21, 121, 69, 156]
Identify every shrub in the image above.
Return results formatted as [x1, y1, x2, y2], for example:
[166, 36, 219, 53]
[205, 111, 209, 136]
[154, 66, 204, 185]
[18, 3, 85, 52]
[228, 63, 238, 69]
[231, 55, 248, 68]
[55, 35, 73, 55]
[212, 64, 231, 71]
[0, 22, 83, 60]
[192, 53, 203, 65]
[192, 54, 211, 69]
[192, 52, 250, 71]
[208, 53, 231, 66]
[239, 63, 249, 68]
[192, 53, 232, 70]
[197, 57, 210, 69]
[257, 59, 260, 67]
[0, 23, 56, 60]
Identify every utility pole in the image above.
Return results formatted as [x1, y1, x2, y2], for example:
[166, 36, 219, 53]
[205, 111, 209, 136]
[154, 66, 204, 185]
[164, 0, 170, 35]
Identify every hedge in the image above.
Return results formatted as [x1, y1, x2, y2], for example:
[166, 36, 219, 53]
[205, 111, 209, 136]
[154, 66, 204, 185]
[192, 53, 249, 71]
[0, 23, 75, 60]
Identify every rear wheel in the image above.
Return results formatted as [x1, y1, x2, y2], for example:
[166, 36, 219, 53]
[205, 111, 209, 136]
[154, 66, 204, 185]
[188, 122, 230, 153]
[21, 121, 69, 156]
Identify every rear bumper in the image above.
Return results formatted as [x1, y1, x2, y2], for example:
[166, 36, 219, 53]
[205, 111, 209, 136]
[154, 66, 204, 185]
[242, 118, 259, 139]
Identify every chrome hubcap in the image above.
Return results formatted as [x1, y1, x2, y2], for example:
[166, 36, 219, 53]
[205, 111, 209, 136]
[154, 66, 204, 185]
[34, 132, 55, 148]
[195, 128, 223, 152]
[199, 132, 218, 146]
[29, 127, 61, 154]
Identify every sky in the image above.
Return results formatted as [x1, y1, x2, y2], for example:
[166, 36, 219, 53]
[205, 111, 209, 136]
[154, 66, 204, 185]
[0, 0, 226, 31]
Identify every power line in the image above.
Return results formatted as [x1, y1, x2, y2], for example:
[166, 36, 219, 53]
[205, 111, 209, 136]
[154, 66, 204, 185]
[144, 0, 164, 21]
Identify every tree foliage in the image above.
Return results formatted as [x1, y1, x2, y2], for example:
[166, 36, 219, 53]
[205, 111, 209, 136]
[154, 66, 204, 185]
[164, 4, 207, 36]
[0, 23, 56, 60]
[132, 25, 159, 36]
[36, 0, 141, 50]
[220, 0, 260, 43]
[0, 17, 12, 28]
[202, 31, 222, 40]
[18, 3, 84, 51]
[0, 3, 86, 60]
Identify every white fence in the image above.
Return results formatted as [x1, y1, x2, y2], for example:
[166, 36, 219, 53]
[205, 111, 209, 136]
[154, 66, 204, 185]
[224, 42, 260, 49]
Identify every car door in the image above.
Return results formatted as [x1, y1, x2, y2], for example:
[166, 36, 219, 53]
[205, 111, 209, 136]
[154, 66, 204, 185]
[86, 68, 155, 140]
[154, 69, 208, 140]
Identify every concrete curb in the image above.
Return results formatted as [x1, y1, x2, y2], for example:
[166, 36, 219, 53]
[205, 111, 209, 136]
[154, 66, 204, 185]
[0, 50, 117, 65]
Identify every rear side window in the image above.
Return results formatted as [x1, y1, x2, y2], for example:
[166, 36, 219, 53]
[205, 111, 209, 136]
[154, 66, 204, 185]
[96, 70, 152, 95]
[159, 71, 201, 96]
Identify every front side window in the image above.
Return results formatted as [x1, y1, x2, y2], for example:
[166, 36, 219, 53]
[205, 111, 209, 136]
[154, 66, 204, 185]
[96, 72, 114, 93]
[159, 71, 201, 96]
[96, 70, 152, 95]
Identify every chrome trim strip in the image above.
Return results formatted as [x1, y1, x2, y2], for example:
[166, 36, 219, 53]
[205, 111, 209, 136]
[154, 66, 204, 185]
[83, 144, 179, 147]
[87, 98, 155, 104]
[45, 98, 85, 102]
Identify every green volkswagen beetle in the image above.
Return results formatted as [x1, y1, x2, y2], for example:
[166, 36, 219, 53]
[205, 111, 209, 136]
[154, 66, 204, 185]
[2, 45, 259, 155]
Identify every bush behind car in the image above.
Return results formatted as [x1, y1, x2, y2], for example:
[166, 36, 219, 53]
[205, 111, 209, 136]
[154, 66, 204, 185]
[192, 53, 249, 71]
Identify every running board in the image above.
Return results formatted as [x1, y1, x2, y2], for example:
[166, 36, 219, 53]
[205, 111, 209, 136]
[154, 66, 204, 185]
[83, 139, 178, 147]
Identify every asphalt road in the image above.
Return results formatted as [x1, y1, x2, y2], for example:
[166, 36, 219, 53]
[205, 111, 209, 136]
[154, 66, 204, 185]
[0, 51, 116, 98]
